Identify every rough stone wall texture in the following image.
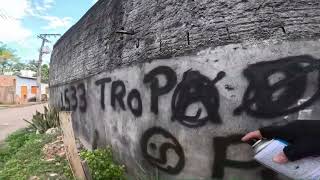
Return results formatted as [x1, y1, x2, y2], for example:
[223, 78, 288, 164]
[50, 0, 320, 180]
[50, 0, 320, 86]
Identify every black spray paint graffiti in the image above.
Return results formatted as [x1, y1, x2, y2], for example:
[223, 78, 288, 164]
[64, 88, 70, 111]
[95, 78, 144, 117]
[54, 55, 320, 180]
[61, 55, 320, 120]
[61, 83, 87, 112]
[212, 135, 259, 178]
[212, 135, 280, 180]
[63, 66, 227, 121]
[234, 55, 320, 118]
[95, 77, 112, 110]
[140, 127, 185, 174]
[70, 86, 78, 111]
[111, 80, 127, 111]
[171, 70, 225, 128]
[57, 56, 320, 178]
[143, 66, 177, 115]
[77, 83, 87, 112]
[127, 89, 143, 117]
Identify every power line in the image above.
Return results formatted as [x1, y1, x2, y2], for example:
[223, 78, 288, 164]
[0, 9, 9, 20]
[0, 9, 18, 21]
[36, 33, 61, 102]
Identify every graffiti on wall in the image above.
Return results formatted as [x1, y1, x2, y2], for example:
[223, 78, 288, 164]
[212, 135, 280, 180]
[127, 89, 143, 117]
[61, 83, 87, 112]
[234, 55, 320, 118]
[171, 70, 225, 127]
[212, 134, 259, 178]
[57, 55, 320, 179]
[144, 66, 177, 115]
[95, 77, 111, 110]
[140, 127, 185, 174]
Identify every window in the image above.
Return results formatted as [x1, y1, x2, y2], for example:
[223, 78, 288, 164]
[31, 86, 38, 94]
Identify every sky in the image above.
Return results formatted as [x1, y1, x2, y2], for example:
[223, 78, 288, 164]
[0, 0, 98, 64]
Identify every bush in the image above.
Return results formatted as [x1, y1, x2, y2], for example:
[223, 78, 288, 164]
[0, 128, 73, 179]
[0, 128, 36, 168]
[80, 148, 125, 180]
[24, 106, 60, 134]
[5, 128, 37, 154]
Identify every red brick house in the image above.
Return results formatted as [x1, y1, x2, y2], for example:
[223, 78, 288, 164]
[0, 76, 16, 104]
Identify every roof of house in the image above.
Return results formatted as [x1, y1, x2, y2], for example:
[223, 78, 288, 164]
[17, 75, 37, 80]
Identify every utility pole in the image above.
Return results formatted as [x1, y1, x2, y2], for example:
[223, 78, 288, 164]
[36, 33, 61, 102]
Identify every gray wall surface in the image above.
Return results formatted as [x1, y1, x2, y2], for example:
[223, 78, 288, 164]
[50, 0, 320, 179]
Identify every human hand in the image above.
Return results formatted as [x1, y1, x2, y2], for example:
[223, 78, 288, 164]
[242, 121, 320, 163]
[241, 130, 262, 142]
[241, 130, 289, 163]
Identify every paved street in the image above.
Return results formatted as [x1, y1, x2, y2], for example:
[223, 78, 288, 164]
[0, 103, 47, 142]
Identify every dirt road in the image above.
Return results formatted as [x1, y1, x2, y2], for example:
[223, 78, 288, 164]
[0, 103, 47, 142]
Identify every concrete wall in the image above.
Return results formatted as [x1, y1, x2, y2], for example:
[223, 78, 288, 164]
[50, 0, 320, 179]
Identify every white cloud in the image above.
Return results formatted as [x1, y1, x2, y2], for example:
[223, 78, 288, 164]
[0, 0, 73, 37]
[0, 0, 73, 61]
[0, 0, 29, 19]
[40, 16, 72, 30]
[32, 0, 55, 15]
[0, 0, 32, 42]
[0, 0, 63, 42]
[44, 0, 55, 9]
[25, 0, 73, 30]
[0, 0, 76, 66]
[0, 18, 32, 42]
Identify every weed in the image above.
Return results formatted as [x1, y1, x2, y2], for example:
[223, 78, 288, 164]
[24, 106, 60, 134]
[0, 128, 73, 180]
[80, 148, 126, 180]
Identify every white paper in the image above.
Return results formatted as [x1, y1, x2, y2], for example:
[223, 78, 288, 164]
[298, 109, 313, 120]
[254, 140, 320, 180]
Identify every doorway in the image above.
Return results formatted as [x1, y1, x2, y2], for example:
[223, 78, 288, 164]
[21, 86, 27, 102]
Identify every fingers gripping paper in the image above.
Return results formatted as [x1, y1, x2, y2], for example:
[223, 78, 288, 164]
[254, 140, 320, 180]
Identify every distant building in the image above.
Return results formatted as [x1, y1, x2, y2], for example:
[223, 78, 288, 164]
[20, 70, 36, 78]
[0, 76, 16, 104]
[3, 72, 14, 76]
[0, 75, 49, 104]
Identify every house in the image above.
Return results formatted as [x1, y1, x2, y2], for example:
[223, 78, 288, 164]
[0, 75, 49, 104]
[0, 76, 16, 104]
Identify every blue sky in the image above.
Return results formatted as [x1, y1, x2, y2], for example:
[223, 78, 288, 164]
[0, 0, 98, 64]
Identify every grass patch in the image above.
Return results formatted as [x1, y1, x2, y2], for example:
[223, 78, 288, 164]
[0, 128, 73, 180]
[80, 148, 126, 180]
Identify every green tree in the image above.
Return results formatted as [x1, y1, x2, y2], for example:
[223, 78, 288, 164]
[0, 43, 49, 82]
[0, 42, 18, 74]
[24, 60, 50, 83]
[25, 60, 38, 73]
[0, 44, 14, 60]
[11, 63, 26, 75]
[41, 64, 49, 83]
